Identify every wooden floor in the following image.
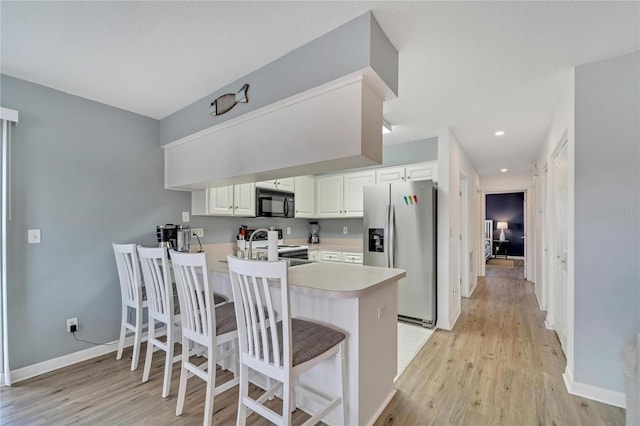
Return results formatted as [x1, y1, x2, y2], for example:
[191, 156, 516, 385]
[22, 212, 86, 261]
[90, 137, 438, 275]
[0, 261, 625, 425]
[376, 261, 625, 426]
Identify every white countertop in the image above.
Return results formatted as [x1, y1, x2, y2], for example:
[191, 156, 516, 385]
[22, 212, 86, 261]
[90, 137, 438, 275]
[209, 258, 404, 299]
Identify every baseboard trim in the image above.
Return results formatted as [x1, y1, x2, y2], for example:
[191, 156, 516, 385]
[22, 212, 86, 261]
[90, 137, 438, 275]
[563, 366, 626, 408]
[449, 306, 461, 330]
[534, 286, 546, 311]
[9, 334, 145, 384]
[366, 389, 396, 426]
[545, 319, 554, 330]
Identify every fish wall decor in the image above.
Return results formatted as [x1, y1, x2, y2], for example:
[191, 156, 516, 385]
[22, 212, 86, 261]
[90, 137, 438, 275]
[208, 83, 249, 116]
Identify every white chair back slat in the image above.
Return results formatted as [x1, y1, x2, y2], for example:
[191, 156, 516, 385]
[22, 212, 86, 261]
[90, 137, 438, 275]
[236, 273, 255, 357]
[261, 276, 281, 367]
[251, 276, 271, 364]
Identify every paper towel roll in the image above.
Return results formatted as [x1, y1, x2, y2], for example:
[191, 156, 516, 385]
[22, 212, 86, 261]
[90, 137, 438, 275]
[267, 230, 279, 261]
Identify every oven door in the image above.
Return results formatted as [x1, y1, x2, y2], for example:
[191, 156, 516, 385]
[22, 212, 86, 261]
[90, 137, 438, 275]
[256, 189, 294, 218]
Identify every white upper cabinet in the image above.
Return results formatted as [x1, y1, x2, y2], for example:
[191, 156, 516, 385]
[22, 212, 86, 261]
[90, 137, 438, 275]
[316, 170, 375, 218]
[375, 161, 438, 184]
[191, 183, 256, 217]
[294, 176, 315, 218]
[316, 175, 344, 217]
[256, 177, 295, 192]
[232, 183, 256, 216]
[207, 186, 234, 216]
[343, 171, 375, 217]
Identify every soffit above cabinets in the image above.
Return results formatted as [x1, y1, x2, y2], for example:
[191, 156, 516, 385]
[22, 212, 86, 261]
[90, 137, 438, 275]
[163, 72, 387, 191]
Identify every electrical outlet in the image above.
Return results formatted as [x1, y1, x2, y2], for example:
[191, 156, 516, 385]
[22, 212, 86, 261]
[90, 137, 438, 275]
[182, 211, 190, 222]
[286, 227, 292, 235]
[67, 317, 78, 333]
[191, 228, 204, 238]
[377, 305, 387, 319]
[343, 226, 348, 235]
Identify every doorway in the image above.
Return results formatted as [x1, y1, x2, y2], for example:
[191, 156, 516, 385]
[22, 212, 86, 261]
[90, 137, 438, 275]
[485, 192, 526, 279]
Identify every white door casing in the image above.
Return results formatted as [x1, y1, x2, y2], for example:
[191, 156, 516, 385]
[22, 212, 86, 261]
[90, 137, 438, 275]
[553, 139, 569, 352]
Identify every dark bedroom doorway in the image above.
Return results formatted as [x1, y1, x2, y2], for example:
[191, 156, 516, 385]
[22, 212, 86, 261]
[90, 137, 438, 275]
[485, 192, 525, 278]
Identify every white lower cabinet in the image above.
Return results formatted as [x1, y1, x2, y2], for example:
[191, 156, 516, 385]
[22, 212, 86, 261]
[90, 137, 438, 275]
[315, 250, 363, 264]
[342, 252, 363, 264]
[319, 251, 342, 262]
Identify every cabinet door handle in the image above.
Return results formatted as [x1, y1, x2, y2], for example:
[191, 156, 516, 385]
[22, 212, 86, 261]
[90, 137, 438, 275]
[407, 176, 411, 179]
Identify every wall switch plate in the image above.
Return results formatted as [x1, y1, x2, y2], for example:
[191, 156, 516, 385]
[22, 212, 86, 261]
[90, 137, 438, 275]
[182, 211, 190, 222]
[191, 228, 204, 238]
[67, 317, 78, 333]
[28, 229, 41, 244]
[286, 227, 292, 235]
[343, 226, 348, 235]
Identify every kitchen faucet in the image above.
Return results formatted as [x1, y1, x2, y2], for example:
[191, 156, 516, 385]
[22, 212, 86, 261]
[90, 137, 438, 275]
[247, 227, 273, 260]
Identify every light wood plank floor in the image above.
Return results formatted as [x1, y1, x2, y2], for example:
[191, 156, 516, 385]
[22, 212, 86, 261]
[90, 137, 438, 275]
[376, 261, 625, 426]
[0, 261, 625, 425]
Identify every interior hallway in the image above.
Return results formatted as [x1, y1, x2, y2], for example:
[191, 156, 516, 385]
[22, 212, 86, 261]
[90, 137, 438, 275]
[376, 261, 625, 425]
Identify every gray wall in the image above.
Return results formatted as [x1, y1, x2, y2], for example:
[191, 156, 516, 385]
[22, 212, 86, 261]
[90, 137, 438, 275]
[574, 51, 640, 391]
[159, 11, 398, 145]
[382, 137, 438, 166]
[1, 75, 190, 369]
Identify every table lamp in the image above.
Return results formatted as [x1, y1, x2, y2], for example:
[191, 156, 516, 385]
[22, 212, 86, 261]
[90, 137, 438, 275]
[497, 221, 508, 241]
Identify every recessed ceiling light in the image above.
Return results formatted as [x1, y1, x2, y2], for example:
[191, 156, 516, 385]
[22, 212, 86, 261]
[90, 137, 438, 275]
[500, 168, 508, 173]
[495, 130, 505, 136]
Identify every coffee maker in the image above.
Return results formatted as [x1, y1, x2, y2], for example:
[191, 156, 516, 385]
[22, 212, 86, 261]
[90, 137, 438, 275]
[309, 221, 320, 244]
[157, 224, 177, 249]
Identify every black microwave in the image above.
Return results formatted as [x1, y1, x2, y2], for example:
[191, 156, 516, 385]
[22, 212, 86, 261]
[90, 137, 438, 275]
[256, 188, 295, 218]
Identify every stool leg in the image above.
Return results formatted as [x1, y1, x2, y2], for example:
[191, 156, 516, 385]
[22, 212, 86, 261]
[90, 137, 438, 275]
[116, 306, 127, 360]
[142, 319, 155, 382]
[162, 321, 174, 398]
[336, 342, 347, 426]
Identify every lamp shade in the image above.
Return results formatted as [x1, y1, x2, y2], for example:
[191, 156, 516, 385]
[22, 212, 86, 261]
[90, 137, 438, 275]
[496, 221, 508, 242]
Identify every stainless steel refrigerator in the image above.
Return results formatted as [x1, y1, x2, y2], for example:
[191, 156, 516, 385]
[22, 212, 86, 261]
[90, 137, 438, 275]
[363, 180, 437, 328]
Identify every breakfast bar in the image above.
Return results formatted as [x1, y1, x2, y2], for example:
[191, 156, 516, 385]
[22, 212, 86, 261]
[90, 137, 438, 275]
[209, 260, 405, 426]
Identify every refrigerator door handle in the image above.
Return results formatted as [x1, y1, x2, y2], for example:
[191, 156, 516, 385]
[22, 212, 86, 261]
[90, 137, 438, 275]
[389, 204, 396, 268]
[385, 204, 391, 267]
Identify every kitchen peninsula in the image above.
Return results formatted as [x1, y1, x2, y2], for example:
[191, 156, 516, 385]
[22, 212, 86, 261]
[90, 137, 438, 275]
[209, 259, 405, 426]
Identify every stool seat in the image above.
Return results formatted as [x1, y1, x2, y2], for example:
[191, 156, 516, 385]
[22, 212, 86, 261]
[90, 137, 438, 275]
[265, 319, 346, 367]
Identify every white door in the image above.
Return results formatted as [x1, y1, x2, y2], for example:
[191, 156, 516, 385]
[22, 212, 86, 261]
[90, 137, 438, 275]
[207, 186, 234, 216]
[294, 176, 315, 218]
[406, 162, 438, 182]
[233, 183, 255, 216]
[275, 177, 295, 192]
[553, 141, 569, 351]
[343, 171, 375, 217]
[543, 164, 553, 327]
[459, 173, 469, 297]
[315, 175, 343, 217]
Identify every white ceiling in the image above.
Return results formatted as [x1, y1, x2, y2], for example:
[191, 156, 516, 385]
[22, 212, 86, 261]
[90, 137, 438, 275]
[2, 1, 638, 176]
